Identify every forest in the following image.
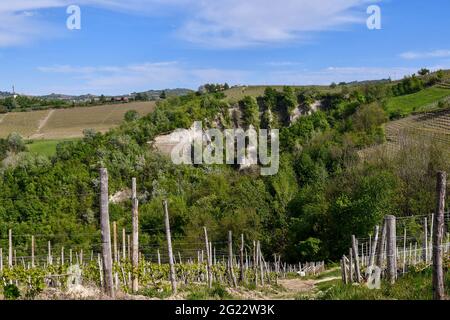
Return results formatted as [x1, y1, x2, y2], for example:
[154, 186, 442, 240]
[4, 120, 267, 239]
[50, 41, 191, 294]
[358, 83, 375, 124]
[0, 73, 449, 265]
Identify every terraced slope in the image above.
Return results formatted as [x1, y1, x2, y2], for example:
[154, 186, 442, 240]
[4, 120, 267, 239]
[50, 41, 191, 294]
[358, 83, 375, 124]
[385, 108, 450, 145]
[358, 108, 450, 160]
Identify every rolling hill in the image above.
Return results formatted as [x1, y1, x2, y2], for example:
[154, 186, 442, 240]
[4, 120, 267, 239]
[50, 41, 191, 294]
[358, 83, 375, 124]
[0, 101, 155, 140]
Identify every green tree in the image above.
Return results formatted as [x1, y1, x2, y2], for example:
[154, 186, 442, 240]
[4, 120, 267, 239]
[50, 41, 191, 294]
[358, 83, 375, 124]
[6, 132, 25, 154]
[124, 110, 140, 122]
[239, 96, 260, 128]
[418, 68, 430, 76]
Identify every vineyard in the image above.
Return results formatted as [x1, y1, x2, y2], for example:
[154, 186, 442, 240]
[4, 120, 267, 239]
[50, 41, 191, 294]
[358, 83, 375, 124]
[385, 108, 450, 146]
[0, 102, 155, 140]
[357, 107, 450, 160]
[339, 172, 450, 300]
[0, 169, 326, 300]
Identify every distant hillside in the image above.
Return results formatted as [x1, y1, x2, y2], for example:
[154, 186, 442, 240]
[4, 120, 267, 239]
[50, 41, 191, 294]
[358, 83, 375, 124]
[0, 91, 12, 98]
[135, 88, 194, 100]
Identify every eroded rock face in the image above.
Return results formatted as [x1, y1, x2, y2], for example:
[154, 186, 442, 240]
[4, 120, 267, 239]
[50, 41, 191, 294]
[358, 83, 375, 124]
[290, 100, 322, 124]
[150, 122, 260, 172]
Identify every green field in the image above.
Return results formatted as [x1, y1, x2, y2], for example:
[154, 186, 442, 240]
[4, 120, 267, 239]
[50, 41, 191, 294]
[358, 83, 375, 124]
[385, 87, 450, 116]
[26, 139, 79, 157]
[311, 268, 450, 300]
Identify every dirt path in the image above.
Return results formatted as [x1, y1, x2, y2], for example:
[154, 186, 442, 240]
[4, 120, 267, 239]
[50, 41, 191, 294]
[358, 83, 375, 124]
[278, 279, 316, 293]
[0, 113, 7, 124]
[37, 109, 54, 132]
[29, 109, 55, 139]
[274, 273, 340, 299]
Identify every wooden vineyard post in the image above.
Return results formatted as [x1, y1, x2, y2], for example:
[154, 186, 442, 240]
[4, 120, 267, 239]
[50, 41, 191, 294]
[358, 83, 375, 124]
[131, 177, 139, 293]
[258, 241, 264, 286]
[99, 168, 115, 298]
[386, 215, 397, 284]
[127, 235, 131, 261]
[209, 242, 213, 266]
[253, 240, 258, 286]
[351, 235, 361, 283]
[157, 249, 161, 265]
[8, 229, 12, 268]
[61, 247, 64, 266]
[113, 221, 118, 263]
[429, 214, 434, 262]
[163, 200, 177, 294]
[402, 228, 407, 274]
[228, 231, 237, 288]
[122, 228, 126, 261]
[48, 241, 53, 265]
[341, 256, 347, 284]
[97, 254, 103, 287]
[432, 171, 446, 300]
[203, 227, 212, 288]
[376, 222, 386, 268]
[239, 234, 245, 283]
[31, 235, 35, 268]
[349, 248, 353, 283]
[423, 217, 428, 263]
[369, 225, 379, 271]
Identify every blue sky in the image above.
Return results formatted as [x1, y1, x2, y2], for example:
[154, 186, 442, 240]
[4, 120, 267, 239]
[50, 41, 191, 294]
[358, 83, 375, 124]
[1, 0, 450, 96]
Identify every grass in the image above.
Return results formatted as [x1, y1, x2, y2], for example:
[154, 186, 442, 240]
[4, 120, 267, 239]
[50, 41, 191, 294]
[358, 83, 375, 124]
[185, 283, 234, 300]
[385, 87, 450, 117]
[302, 267, 341, 281]
[312, 268, 450, 300]
[26, 138, 79, 157]
[138, 284, 172, 299]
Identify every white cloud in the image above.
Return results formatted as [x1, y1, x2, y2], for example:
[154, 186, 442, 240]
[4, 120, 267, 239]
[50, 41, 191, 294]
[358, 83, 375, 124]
[179, 0, 370, 47]
[36, 61, 432, 95]
[260, 66, 418, 85]
[37, 61, 248, 95]
[400, 50, 450, 60]
[0, 0, 376, 48]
